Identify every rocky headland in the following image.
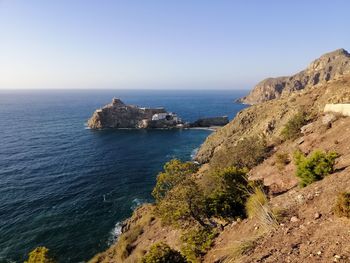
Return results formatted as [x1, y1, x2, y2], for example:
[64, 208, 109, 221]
[89, 48, 350, 263]
[238, 48, 350, 104]
[88, 98, 228, 129]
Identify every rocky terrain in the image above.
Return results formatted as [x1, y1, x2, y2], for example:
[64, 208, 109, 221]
[238, 48, 350, 104]
[89, 49, 350, 263]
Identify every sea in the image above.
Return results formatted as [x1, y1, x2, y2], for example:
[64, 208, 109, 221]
[0, 89, 247, 263]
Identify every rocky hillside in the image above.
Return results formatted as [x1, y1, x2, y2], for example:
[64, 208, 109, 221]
[195, 74, 350, 166]
[238, 48, 350, 104]
[89, 52, 350, 263]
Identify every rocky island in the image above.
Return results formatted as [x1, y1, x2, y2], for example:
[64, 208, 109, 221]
[88, 98, 229, 129]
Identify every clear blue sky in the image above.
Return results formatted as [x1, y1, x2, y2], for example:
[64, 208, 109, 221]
[0, 0, 349, 89]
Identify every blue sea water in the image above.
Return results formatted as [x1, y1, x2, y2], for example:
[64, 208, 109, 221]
[0, 89, 247, 263]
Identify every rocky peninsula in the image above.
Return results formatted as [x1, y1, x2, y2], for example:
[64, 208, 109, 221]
[88, 98, 228, 129]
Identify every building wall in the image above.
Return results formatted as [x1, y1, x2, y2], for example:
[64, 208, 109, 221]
[324, 104, 350, 116]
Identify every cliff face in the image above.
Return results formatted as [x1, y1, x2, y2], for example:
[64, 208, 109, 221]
[238, 48, 350, 104]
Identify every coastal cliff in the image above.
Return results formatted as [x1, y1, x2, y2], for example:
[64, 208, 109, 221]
[238, 48, 350, 104]
[90, 49, 350, 263]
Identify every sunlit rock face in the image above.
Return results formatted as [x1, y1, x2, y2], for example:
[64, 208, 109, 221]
[238, 49, 350, 104]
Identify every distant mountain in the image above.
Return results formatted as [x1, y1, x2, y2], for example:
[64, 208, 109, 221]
[238, 48, 350, 104]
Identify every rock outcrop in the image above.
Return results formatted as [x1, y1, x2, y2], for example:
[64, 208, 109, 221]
[190, 116, 229, 127]
[87, 98, 182, 129]
[238, 48, 350, 104]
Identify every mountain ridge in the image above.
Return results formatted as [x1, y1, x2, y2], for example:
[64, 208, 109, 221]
[238, 48, 350, 104]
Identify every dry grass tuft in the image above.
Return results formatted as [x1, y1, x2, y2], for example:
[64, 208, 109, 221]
[245, 187, 278, 230]
[223, 239, 257, 263]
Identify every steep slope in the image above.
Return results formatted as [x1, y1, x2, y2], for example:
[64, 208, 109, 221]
[89, 55, 350, 263]
[195, 75, 350, 166]
[238, 48, 350, 104]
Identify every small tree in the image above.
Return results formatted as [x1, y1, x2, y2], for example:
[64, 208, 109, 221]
[294, 150, 338, 187]
[24, 247, 55, 263]
[142, 242, 187, 263]
[156, 178, 208, 227]
[152, 159, 198, 202]
[206, 167, 249, 218]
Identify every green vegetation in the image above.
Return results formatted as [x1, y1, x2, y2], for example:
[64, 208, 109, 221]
[206, 167, 249, 218]
[152, 159, 198, 202]
[211, 135, 268, 170]
[275, 152, 290, 171]
[141, 242, 187, 263]
[281, 112, 308, 140]
[156, 178, 208, 227]
[245, 187, 277, 229]
[294, 150, 338, 187]
[152, 160, 260, 262]
[24, 247, 55, 263]
[181, 227, 217, 263]
[334, 192, 350, 218]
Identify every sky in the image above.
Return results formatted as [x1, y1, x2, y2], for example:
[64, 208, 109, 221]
[0, 0, 349, 90]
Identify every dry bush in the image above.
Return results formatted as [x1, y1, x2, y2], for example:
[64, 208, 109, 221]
[275, 152, 290, 171]
[210, 135, 268, 170]
[223, 239, 257, 263]
[334, 192, 350, 218]
[281, 112, 308, 140]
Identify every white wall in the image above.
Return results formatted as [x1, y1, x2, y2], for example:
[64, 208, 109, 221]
[324, 104, 350, 117]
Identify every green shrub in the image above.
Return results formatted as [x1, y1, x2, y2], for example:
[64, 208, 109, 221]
[24, 247, 55, 263]
[156, 178, 208, 227]
[275, 152, 290, 171]
[181, 227, 217, 263]
[281, 112, 308, 140]
[142, 242, 187, 263]
[152, 159, 198, 202]
[206, 167, 249, 218]
[334, 192, 350, 218]
[211, 135, 268, 170]
[294, 150, 338, 187]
